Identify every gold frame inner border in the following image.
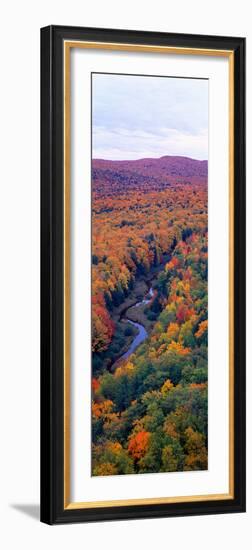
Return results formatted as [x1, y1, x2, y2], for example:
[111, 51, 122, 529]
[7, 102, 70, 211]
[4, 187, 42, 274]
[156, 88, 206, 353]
[63, 40, 234, 510]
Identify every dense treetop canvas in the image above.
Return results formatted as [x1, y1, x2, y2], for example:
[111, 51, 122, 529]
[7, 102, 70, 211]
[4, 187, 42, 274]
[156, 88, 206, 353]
[91, 73, 208, 477]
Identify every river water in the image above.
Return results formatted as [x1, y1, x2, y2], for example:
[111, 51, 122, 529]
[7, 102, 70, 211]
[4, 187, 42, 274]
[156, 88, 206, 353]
[118, 287, 154, 362]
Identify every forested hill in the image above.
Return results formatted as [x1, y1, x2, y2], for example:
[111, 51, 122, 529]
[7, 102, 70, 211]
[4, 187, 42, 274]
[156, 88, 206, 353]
[92, 156, 208, 196]
[92, 156, 208, 177]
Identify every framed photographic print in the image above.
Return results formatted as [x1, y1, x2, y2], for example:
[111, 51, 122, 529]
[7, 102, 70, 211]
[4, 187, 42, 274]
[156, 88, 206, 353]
[41, 25, 246, 524]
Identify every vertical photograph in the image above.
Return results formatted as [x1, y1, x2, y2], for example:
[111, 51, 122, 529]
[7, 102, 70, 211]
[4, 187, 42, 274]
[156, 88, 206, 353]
[91, 73, 208, 477]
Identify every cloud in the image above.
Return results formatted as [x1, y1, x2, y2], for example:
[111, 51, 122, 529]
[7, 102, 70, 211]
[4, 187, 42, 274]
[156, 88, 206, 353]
[93, 126, 208, 160]
[92, 74, 208, 160]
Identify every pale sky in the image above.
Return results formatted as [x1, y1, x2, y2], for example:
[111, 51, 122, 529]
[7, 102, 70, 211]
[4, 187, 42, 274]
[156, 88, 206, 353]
[92, 73, 208, 161]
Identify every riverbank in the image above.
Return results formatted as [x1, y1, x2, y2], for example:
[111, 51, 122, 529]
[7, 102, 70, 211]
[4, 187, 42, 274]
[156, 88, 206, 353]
[93, 253, 171, 374]
[111, 253, 170, 327]
[111, 278, 149, 323]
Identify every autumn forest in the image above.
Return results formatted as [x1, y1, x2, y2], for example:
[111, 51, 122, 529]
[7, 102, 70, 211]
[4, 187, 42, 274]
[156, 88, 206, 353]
[91, 155, 208, 476]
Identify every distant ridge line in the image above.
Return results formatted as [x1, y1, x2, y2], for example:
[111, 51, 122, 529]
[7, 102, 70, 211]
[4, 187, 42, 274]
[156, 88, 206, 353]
[93, 155, 208, 164]
[92, 155, 208, 179]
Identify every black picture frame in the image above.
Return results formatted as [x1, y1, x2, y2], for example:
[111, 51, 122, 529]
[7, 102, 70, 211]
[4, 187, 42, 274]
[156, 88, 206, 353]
[41, 25, 246, 524]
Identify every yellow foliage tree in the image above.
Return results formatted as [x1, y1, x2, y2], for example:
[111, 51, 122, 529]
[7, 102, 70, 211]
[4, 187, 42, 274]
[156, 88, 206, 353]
[161, 379, 174, 395]
[114, 361, 134, 378]
[92, 399, 114, 419]
[195, 319, 208, 339]
[167, 340, 191, 356]
[167, 322, 180, 341]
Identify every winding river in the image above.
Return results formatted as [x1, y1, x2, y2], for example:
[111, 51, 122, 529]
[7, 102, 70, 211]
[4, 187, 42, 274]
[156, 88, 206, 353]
[109, 253, 173, 371]
[118, 287, 154, 362]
